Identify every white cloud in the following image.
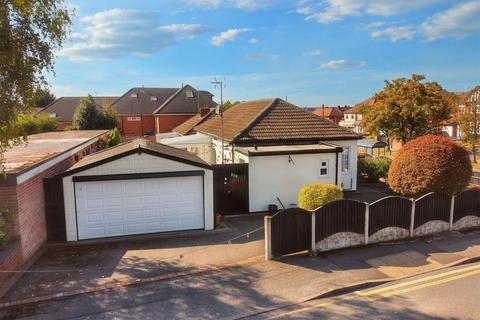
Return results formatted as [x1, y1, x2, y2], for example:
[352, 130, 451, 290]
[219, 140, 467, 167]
[231, 0, 271, 10]
[248, 38, 259, 44]
[371, 26, 415, 42]
[298, 0, 441, 23]
[319, 59, 366, 69]
[60, 9, 207, 61]
[181, 0, 221, 8]
[421, 1, 480, 40]
[366, 21, 386, 29]
[304, 49, 322, 56]
[210, 28, 251, 46]
[296, 7, 313, 15]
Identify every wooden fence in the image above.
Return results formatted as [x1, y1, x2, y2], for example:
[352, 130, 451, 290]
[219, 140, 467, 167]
[265, 188, 480, 260]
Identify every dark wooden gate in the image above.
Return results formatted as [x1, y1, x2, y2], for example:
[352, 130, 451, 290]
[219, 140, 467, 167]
[44, 177, 66, 241]
[270, 208, 311, 258]
[213, 163, 249, 215]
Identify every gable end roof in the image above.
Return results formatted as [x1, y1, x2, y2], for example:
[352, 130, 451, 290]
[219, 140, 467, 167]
[59, 139, 211, 177]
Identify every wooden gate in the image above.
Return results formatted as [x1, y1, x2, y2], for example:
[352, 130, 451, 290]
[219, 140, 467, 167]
[213, 163, 249, 215]
[44, 177, 66, 241]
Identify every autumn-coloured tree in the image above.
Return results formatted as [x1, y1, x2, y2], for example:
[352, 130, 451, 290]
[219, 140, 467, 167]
[457, 87, 480, 163]
[362, 74, 452, 144]
[388, 135, 472, 197]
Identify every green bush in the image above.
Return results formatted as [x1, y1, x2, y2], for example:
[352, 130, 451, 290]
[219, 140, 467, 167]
[16, 113, 58, 135]
[73, 95, 120, 130]
[109, 128, 122, 147]
[102, 106, 120, 129]
[358, 157, 392, 183]
[298, 183, 343, 211]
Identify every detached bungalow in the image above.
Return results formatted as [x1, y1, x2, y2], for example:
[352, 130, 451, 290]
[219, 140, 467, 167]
[165, 98, 361, 212]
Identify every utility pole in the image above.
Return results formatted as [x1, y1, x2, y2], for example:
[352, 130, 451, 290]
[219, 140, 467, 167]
[211, 78, 226, 164]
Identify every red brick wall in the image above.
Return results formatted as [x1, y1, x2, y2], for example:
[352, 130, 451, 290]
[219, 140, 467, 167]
[120, 114, 155, 137]
[0, 241, 23, 293]
[155, 114, 194, 134]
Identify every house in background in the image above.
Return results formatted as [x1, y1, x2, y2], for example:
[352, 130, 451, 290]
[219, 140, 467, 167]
[40, 84, 217, 137]
[41, 96, 118, 129]
[162, 98, 361, 212]
[312, 106, 344, 124]
[339, 97, 374, 134]
[112, 85, 216, 137]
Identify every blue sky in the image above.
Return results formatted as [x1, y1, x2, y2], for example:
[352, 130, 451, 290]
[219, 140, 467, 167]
[50, 0, 480, 107]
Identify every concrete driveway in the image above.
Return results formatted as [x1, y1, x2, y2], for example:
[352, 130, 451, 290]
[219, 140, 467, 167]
[1, 214, 266, 303]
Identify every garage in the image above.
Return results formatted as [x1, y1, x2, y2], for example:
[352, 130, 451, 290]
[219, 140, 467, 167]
[60, 139, 214, 241]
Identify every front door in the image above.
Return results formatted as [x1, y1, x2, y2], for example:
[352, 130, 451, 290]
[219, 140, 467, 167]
[341, 147, 353, 190]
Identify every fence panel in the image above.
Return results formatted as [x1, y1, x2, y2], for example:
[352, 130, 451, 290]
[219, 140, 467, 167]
[315, 200, 366, 241]
[414, 193, 451, 228]
[369, 196, 412, 236]
[453, 189, 480, 222]
[270, 208, 311, 257]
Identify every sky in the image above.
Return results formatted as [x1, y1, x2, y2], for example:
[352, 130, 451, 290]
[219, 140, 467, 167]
[50, 0, 480, 107]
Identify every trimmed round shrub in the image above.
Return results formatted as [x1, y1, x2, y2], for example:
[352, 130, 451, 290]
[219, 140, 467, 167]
[298, 183, 343, 211]
[388, 135, 472, 197]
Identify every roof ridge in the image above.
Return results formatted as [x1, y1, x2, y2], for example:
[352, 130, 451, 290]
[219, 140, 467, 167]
[232, 98, 278, 142]
[152, 86, 187, 114]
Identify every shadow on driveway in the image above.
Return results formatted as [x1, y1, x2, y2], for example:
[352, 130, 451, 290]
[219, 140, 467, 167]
[1, 213, 266, 304]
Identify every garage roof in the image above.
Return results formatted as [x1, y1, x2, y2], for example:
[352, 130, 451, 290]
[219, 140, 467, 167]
[61, 138, 211, 176]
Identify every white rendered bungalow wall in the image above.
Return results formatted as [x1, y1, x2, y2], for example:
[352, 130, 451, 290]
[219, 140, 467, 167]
[62, 153, 214, 241]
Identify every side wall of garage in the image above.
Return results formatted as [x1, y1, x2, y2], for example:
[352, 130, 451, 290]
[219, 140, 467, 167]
[62, 153, 214, 241]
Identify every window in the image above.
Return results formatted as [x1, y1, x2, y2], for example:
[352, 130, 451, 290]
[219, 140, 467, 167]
[150, 96, 158, 101]
[186, 90, 194, 98]
[130, 93, 138, 98]
[320, 160, 329, 176]
[342, 147, 350, 172]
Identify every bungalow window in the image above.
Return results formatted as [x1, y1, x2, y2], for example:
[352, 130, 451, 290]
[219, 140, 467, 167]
[320, 160, 329, 176]
[342, 147, 350, 172]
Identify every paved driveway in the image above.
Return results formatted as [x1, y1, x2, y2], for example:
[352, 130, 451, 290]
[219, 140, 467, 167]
[1, 214, 266, 303]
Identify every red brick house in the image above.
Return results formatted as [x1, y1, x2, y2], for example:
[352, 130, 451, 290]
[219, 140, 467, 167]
[312, 106, 344, 124]
[40, 85, 217, 137]
[112, 85, 216, 137]
[0, 130, 107, 295]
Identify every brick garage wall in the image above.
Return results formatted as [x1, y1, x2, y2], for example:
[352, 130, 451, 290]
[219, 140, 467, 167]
[120, 114, 155, 137]
[155, 114, 194, 134]
[0, 241, 23, 295]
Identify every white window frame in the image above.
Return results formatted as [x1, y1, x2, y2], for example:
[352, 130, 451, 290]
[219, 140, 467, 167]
[320, 160, 329, 177]
[342, 147, 350, 173]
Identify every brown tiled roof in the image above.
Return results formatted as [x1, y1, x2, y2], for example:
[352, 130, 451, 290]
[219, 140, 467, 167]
[173, 109, 215, 135]
[195, 98, 360, 144]
[112, 85, 216, 115]
[312, 107, 344, 118]
[40, 97, 118, 122]
[63, 138, 211, 175]
[346, 97, 375, 114]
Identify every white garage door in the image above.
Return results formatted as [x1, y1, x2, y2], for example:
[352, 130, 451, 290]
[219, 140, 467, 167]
[75, 176, 204, 240]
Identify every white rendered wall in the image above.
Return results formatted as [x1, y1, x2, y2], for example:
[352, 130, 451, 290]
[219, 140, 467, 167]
[248, 152, 339, 212]
[62, 153, 214, 241]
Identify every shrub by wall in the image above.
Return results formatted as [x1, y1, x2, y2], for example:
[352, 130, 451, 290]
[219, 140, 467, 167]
[16, 113, 58, 135]
[388, 135, 472, 197]
[298, 183, 343, 211]
[358, 157, 392, 183]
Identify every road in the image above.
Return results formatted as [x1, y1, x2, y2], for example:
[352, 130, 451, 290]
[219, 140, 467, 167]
[253, 262, 480, 320]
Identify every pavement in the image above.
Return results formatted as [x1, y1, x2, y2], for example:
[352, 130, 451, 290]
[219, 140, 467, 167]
[1, 222, 480, 319]
[344, 183, 395, 203]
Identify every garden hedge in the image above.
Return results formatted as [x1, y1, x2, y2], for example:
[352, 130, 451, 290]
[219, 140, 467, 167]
[388, 135, 472, 197]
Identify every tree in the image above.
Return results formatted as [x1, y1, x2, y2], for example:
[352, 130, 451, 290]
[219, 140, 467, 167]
[362, 74, 452, 144]
[16, 113, 59, 135]
[28, 88, 56, 110]
[108, 128, 122, 147]
[0, 1, 72, 165]
[223, 100, 241, 111]
[457, 87, 480, 163]
[73, 95, 102, 130]
[388, 135, 472, 197]
[102, 106, 120, 129]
